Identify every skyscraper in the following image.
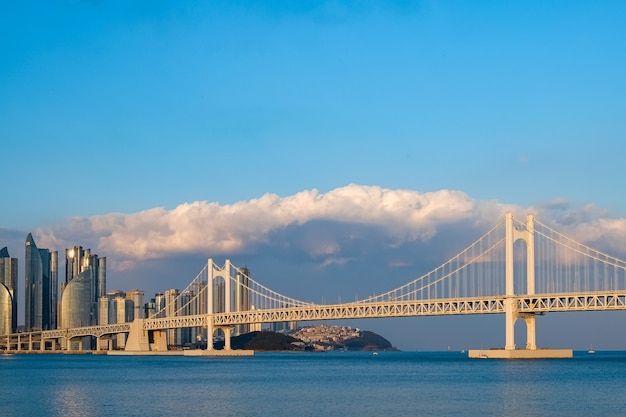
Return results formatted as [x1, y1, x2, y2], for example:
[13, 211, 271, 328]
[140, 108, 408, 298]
[165, 288, 180, 346]
[59, 246, 106, 328]
[25, 234, 58, 331]
[0, 247, 18, 334]
[153, 292, 166, 317]
[235, 267, 251, 336]
[126, 289, 145, 320]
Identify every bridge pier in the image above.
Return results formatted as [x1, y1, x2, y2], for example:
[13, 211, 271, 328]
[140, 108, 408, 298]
[504, 298, 517, 350]
[522, 313, 536, 350]
[151, 330, 168, 351]
[124, 319, 150, 351]
[96, 336, 103, 351]
[206, 318, 213, 351]
[222, 326, 232, 350]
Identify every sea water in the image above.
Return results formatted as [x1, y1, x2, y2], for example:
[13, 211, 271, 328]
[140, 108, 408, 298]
[1, 351, 625, 416]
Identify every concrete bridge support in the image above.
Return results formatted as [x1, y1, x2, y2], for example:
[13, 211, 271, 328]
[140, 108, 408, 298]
[522, 314, 536, 349]
[123, 320, 168, 352]
[217, 326, 232, 350]
[125, 319, 150, 351]
[150, 330, 168, 351]
[504, 298, 517, 350]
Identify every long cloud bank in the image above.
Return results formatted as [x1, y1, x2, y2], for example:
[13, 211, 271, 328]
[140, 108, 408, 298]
[30, 184, 626, 271]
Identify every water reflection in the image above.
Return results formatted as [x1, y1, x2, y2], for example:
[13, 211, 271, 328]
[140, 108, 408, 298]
[53, 383, 98, 417]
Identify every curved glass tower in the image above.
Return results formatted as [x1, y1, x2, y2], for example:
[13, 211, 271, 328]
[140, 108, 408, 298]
[60, 246, 106, 329]
[0, 247, 18, 334]
[60, 271, 93, 328]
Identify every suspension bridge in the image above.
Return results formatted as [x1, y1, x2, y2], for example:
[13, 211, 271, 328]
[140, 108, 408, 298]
[3, 212, 626, 358]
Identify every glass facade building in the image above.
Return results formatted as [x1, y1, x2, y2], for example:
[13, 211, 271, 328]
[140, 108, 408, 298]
[24, 234, 58, 331]
[60, 246, 106, 328]
[126, 289, 145, 320]
[164, 288, 180, 346]
[235, 267, 251, 336]
[0, 247, 18, 334]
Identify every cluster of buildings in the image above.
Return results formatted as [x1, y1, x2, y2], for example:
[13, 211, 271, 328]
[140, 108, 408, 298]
[0, 235, 150, 348]
[1, 234, 110, 334]
[292, 325, 361, 351]
[0, 234, 301, 350]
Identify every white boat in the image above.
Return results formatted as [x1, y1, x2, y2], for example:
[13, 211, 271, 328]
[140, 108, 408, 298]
[588, 346, 596, 354]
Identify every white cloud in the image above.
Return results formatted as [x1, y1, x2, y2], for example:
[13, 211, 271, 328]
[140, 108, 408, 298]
[34, 185, 482, 264]
[32, 184, 626, 271]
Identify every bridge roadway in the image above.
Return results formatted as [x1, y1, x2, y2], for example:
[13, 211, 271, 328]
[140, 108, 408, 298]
[208, 290, 626, 325]
[3, 290, 626, 351]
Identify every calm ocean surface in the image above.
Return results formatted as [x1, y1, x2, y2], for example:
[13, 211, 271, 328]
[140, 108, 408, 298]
[1, 350, 625, 416]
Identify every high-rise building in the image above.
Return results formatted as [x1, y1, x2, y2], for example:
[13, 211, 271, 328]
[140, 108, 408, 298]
[165, 288, 180, 346]
[115, 295, 133, 323]
[24, 234, 58, 331]
[154, 292, 165, 311]
[0, 247, 18, 334]
[143, 293, 164, 318]
[188, 281, 208, 343]
[98, 296, 113, 325]
[179, 290, 192, 345]
[235, 267, 251, 336]
[98, 289, 140, 350]
[126, 289, 144, 320]
[213, 281, 225, 313]
[144, 300, 156, 318]
[59, 246, 105, 329]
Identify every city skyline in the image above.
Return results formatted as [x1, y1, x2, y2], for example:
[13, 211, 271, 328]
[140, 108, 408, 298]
[2, 1, 626, 350]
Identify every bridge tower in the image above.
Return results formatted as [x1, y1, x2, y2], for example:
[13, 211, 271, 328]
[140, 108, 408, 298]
[505, 212, 536, 350]
[471, 212, 571, 357]
[206, 259, 233, 350]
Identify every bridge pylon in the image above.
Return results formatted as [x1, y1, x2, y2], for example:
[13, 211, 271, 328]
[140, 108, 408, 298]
[505, 212, 536, 350]
[469, 212, 571, 358]
[206, 258, 233, 351]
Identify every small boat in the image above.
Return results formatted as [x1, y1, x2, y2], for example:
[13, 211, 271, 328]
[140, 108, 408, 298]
[588, 345, 596, 354]
[372, 352, 378, 356]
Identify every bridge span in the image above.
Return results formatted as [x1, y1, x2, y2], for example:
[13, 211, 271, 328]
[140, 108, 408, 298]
[3, 213, 626, 358]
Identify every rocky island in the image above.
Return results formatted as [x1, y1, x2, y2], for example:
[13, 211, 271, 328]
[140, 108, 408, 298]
[224, 325, 397, 352]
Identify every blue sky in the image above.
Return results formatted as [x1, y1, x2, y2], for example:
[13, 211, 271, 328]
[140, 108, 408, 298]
[1, 1, 626, 350]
